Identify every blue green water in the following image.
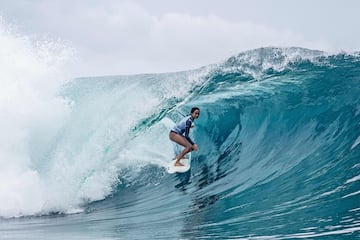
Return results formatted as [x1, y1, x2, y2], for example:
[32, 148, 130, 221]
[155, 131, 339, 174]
[1, 47, 359, 239]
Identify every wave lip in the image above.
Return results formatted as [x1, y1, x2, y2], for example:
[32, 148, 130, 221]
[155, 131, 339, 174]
[220, 47, 325, 76]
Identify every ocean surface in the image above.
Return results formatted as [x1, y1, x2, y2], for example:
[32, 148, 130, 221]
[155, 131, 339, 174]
[0, 29, 360, 239]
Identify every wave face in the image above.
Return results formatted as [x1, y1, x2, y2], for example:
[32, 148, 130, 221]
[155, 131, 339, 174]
[1, 47, 360, 239]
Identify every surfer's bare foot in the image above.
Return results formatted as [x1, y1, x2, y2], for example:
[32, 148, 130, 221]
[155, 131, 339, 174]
[174, 160, 184, 167]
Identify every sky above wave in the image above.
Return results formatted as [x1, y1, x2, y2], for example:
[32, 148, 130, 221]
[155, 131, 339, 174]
[1, 0, 359, 77]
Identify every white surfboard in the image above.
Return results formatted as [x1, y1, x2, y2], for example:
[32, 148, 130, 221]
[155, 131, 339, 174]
[167, 158, 191, 173]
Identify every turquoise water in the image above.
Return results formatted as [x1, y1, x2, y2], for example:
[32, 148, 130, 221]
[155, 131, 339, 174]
[1, 47, 359, 239]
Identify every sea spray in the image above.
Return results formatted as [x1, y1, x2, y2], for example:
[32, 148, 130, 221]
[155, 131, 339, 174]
[0, 19, 73, 217]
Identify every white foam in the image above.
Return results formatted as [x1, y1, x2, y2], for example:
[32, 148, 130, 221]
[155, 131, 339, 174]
[0, 20, 73, 218]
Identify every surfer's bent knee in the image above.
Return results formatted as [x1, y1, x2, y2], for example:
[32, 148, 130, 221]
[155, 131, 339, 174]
[184, 144, 193, 152]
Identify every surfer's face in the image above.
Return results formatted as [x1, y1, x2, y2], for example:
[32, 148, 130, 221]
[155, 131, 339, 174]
[191, 109, 200, 119]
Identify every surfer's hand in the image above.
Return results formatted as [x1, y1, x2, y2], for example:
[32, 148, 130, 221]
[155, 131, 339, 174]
[192, 144, 199, 151]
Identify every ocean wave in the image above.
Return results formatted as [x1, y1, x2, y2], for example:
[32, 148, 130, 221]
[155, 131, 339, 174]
[1, 43, 360, 239]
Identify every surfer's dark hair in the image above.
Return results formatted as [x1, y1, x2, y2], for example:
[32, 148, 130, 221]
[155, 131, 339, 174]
[191, 107, 200, 113]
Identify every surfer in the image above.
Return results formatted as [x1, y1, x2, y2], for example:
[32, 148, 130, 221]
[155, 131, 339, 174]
[169, 107, 200, 166]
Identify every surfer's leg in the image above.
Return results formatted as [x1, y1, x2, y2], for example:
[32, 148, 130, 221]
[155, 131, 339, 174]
[175, 146, 192, 166]
[169, 132, 192, 166]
